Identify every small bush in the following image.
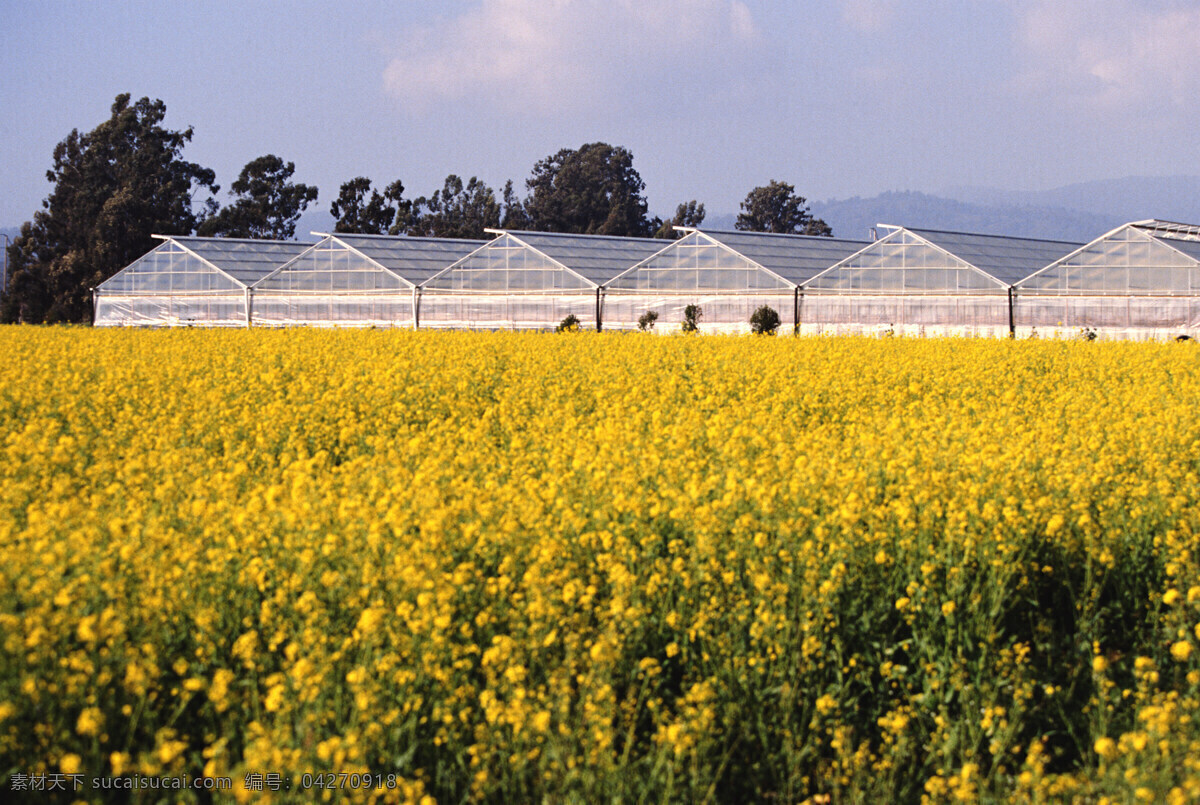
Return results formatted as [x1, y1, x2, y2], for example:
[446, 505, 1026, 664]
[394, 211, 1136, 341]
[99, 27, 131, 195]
[682, 304, 702, 333]
[637, 311, 659, 331]
[556, 314, 580, 333]
[749, 305, 781, 335]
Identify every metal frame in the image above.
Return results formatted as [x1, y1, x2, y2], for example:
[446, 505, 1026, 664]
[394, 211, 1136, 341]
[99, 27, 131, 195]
[421, 231, 602, 295]
[1016, 221, 1200, 297]
[98, 237, 248, 295]
[96, 237, 264, 328]
[604, 229, 797, 295]
[803, 226, 1010, 296]
[254, 234, 417, 292]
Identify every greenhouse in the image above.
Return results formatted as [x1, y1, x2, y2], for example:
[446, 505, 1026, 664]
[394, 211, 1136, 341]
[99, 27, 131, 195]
[602, 229, 869, 332]
[419, 230, 668, 330]
[95, 222, 1200, 339]
[94, 236, 309, 327]
[251, 233, 483, 327]
[800, 227, 1082, 337]
[1012, 220, 1200, 339]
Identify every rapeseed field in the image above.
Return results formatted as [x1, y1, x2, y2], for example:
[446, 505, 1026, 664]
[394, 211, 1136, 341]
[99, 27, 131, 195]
[1, 328, 1199, 803]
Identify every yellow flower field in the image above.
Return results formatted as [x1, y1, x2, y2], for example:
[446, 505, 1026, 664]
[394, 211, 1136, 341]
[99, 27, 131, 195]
[1, 328, 1199, 803]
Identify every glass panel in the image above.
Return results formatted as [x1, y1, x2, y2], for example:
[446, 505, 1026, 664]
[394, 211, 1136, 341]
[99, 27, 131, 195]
[605, 232, 792, 293]
[252, 294, 414, 327]
[100, 242, 243, 294]
[807, 230, 1002, 294]
[1021, 226, 1200, 295]
[799, 294, 1009, 335]
[255, 242, 406, 292]
[422, 235, 593, 293]
[94, 293, 246, 326]
[419, 294, 596, 329]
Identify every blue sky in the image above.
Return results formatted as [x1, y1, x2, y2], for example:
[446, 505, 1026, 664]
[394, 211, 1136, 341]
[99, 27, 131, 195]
[2, 0, 1197, 227]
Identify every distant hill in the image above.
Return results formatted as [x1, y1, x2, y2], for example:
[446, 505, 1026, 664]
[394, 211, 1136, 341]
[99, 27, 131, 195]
[703, 213, 738, 231]
[808, 191, 1116, 242]
[293, 209, 336, 240]
[944, 176, 1200, 225]
[703, 176, 1199, 243]
[699, 193, 1113, 243]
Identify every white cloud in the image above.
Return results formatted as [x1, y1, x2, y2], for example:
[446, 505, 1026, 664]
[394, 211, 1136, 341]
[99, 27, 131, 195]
[382, 0, 760, 115]
[1011, 0, 1200, 113]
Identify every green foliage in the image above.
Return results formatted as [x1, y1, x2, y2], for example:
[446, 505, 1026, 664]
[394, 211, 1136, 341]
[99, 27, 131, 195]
[637, 310, 659, 331]
[750, 305, 781, 335]
[523, 143, 655, 237]
[330, 177, 412, 235]
[654, 200, 706, 239]
[1, 94, 217, 323]
[407, 175, 500, 240]
[556, 314, 581, 333]
[197, 155, 318, 240]
[500, 179, 530, 230]
[735, 180, 832, 236]
[682, 304, 702, 333]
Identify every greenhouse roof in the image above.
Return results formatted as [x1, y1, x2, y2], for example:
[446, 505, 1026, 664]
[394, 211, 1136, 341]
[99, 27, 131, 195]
[1129, 219, 1200, 242]
[687, 229, 872, 285]
[901, 228, 1083, 286]
[1126, 221, 1200, 261]
[1168, 239, 1200, 262]
[491, 231, 671, 286]
[153, 236, 311, 288]
[1014, 220, 1200, 295]
[313, 233, 487, 286]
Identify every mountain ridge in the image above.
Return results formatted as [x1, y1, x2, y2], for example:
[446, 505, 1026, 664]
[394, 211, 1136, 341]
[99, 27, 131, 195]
[699, 176, 1199, 243]
[807, 191, 1116, 242]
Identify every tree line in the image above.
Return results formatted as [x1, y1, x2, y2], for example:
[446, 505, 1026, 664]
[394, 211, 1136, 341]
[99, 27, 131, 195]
[2, 94, 831, 324]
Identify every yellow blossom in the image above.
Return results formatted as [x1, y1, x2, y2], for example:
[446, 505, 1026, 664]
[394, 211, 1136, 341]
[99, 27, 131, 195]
[76, 707, 104, 736]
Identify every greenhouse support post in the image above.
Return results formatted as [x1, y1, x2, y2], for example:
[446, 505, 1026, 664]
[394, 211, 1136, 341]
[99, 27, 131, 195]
[412, 288, 420, 330]
[793, 288, 800, 334]
[1007, 288, 1015, 337]
[244, 288, 252, 328]
[596, 289, 602, 332]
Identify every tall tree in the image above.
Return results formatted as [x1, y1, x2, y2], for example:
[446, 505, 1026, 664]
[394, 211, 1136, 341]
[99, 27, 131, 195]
[523, 143, 655, 237]
[654, 200, 707, 239]
[735, 180, 832, 236]
[330, 177, 412, 235]
[197, 155, 318, 240]
[408, 175, 500, 240]
[499, 180, 530, 230]
[1, 94, 218, 323]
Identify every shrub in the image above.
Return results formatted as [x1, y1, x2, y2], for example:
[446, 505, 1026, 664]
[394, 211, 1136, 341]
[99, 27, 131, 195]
[637, 311, 659, 331]
[556, 314, 581, 333]
[681, 304, 702, 333]
[749, 305, 781, 335]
